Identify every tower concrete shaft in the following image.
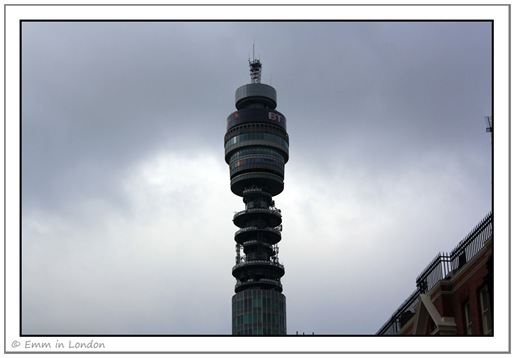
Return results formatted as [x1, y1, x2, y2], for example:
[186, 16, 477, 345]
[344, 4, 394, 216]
[224, 58, 288, 335]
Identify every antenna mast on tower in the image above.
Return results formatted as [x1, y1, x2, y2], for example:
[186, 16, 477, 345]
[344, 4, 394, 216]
[485, 116, 492, 133]
[249, 44, 262, 84]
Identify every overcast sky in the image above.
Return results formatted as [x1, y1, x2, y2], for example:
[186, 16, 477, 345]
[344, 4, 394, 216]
[21, 20, 492, 335]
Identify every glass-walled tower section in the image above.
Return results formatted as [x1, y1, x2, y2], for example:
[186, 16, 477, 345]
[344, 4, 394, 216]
[224, 58, 288, 335]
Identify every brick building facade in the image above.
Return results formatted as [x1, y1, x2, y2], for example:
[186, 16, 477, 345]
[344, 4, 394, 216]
[377, 213, 492, 336]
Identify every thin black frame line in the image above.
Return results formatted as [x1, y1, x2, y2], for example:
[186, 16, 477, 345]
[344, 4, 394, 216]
[2, 3, 513, 7]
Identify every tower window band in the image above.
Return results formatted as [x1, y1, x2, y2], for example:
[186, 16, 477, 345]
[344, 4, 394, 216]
[225, 133, 289, 149]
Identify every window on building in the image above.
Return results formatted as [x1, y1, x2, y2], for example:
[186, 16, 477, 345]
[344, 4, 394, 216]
[463, 301, 472, 335]
[479, 286, 492, 335]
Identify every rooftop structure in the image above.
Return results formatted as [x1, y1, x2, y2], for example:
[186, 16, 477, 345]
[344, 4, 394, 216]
[377, 212, 493, 335]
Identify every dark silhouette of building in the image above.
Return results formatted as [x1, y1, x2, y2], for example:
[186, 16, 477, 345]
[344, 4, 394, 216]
[377, 212, 493, 335]
[224, 57, 289, 335]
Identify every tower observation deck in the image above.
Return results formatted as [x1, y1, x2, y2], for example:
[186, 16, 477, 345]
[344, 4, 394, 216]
[224, 57, 288, 335]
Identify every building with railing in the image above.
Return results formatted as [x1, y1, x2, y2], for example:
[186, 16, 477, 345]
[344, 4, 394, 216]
[377, 212, 493, 335]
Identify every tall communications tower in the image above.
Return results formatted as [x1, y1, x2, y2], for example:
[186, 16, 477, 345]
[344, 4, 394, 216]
[224, 57, 289, 335]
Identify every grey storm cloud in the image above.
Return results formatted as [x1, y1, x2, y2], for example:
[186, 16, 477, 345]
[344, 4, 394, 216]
[21, 21, 491, 335]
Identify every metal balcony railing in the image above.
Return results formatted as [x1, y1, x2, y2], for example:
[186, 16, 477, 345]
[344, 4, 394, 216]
[377, 212, 492, 335]
[242, 186, 268, 195]
[376, 289, 420, 335]
[233, 208, 282, 221]
[232, 259, 284, 272]
[415, 212, 492, 293]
